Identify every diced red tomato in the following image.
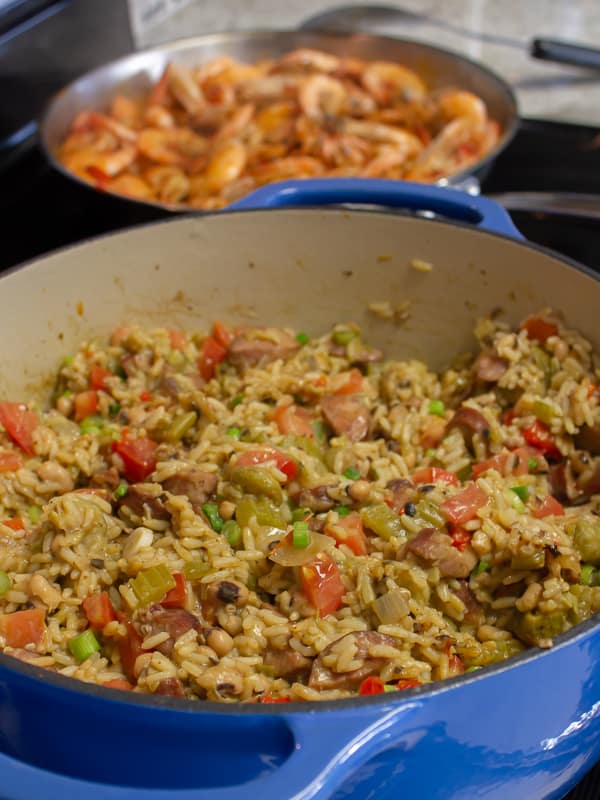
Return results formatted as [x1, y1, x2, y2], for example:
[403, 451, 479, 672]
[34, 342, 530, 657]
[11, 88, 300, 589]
[256, 694, 291, 704]
[234, 447, 298, 482]
[0, 402, 38, 455]
[198, 335, 227, 381]
[2, 518, 24, 531]
[113, 436, 157, 482]
[139, 390, 152, 402]
[168, 330, 188, 351]
[473, 447, 542, 479]
[212, 320, 233, 348]
[396, 679, 422, 690]
[102, 678, 134, 691]
[358, 676, 385, 695]
[0, 452, 23, 473]
[0, 608, 46, 648]
[82, 591, 116, 629]
[412, 467, 458, 486]
[324, 511, 368, 556]
[448, 654, 465, 675]
[511, 446, 543, 476]
[533, 495, 565, 519]
[90, 365, 112, 391]
[587, 383, 598, 399]
[472, 453, 508, 479]
[333, 368, 364, 395]
[74, 390, 98, 422]
[161, 573, 186, 608]
[118, 621, 144, 683]
[521, 420, 561, 460]
[521, 316, 559, 343]
[310, 374, 328, 388]
[110, 326, 130, 346]
[300, 553, 345, 617]
[441, 484, 487, 525]
[450, 526, 472, 551]
[501, 408, 517, 425]
[273, 404, 315, 438]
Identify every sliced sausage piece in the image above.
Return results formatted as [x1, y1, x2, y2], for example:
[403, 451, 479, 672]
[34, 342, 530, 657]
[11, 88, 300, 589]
[145, 607, 202, 657]
[294, 484, 336, 512]
[576, 461, 600, 502]
[475, 350, 508, 382]
[406, 527, 478, 578]
[89, 466, 121, 492]
[228, 327, 300, 368]
[309, 631, 397, 691]
[162, 469, 218, 505]
[574, 424, 600, 456]
[452, 581, 484, 626]
[548, 462, 569, 502]
[386, 478, 418, 512]
[117, 484, 170, 520]
[446, 406, 490, 453]
[154, 677, 186, 697]
[264, 647, 312, 680]
[320, 394, 370, 442]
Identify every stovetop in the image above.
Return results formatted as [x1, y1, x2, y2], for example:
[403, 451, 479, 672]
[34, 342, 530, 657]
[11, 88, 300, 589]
[2, 118, 600, 800]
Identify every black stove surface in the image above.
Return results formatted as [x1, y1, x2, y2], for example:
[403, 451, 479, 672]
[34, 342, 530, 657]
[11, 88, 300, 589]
[2, 118, 600, 800]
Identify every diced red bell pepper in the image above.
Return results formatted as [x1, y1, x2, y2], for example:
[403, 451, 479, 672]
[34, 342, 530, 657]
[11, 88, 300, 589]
[324, 511, 368, 556]
[139, 390, 153, 402]
[118, 620, 144, 683]
[450, 526, 472, 551]
[300, 553, 345, 618]
[412, 467, 458, 486]
[0, 608, 46, 648]
[161, 573, 186, 608]
[273, 404, 316, 438]
[0, 402, 38, 455]
[90, 365, 112, 391]
[212, 320, 233, 348]
[234, 447, 298, 481]
[358, 676, 385, 695]
[198, 335, 227, 381]
[0, 452, 23, 473]
[82, 591, 116, 629]
[113, 436, 157, 482]
[2, 518, 24, 531]
[521, 420, 561, 460]
[441, 484, 487, 525]
[74, 390, 98, 422]
[396, 679, 422, 690]
[521, 316, 559, 343]
[256, 694, 291, 704]
[533, 495, 565, 519]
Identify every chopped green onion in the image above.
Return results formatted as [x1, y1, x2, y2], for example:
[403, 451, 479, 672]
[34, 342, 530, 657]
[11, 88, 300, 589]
[528, 457, 538, 471]
[62, 355, 74, 367]
[231, 395, 244, 408]
[466, 666, 482, 673]
[510, 485, 530, 502]
[581, 564, 598, 586]
[383, 684, 398, 692]
[59, 389, 72, 398]
[335, 505, 351, 517]
[222, 519, 242, 548]
[428, 400, 445, 417]
[27, 505, 42, 524]
[202, 502, 224, 532]
[291, 507, 311, 522]
[311, 419, 327, 444]
[332, 327, 357, 346]
[0, 571, 11, 596]
[474, 560, 491, 575]
[509, 491, 527, 513]
[108, 402, 121, 416]
[292, 521, 310, 548]
[114, 482, 128, 499]
[79, 415, 104, 435]
[425, 448, 436, 458]
[183, 560, 210, 580]
[130, 564, 175, 606]
[344, 466, 361, 481]
[296, 332, 310, 346]
[226, 426, 241, 439]
[68, 629, 100, 662]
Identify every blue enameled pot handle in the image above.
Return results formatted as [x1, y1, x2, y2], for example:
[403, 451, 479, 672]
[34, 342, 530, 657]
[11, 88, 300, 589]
[0, 701, 420, 800]
[229, 177, 523, 239]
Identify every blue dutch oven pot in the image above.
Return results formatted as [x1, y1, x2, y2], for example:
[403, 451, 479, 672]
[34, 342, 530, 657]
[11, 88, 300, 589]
[0, 179, 599, 800]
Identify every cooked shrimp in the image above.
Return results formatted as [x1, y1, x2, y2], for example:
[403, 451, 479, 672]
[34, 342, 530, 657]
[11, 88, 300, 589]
[214, 104, 255, 143]
[361, 61, 427, 104]
[105, 174, 154, 200]
[204, 140, 247, 193]
[110, 95, 142, 128]
[276, 48, 340, 74]
[361, 145, 415, 177]
[298, 74, 347, 119]
[72, 111, 137, 143]
[137, 128, 208, 166]
[166, 63, 205, 113]
[63, 145, 137, 178]
[251, 155, 325, 184]
[343, 119, 422, 151]
[239, 74, 302, 103]
[437, 90, 488, 128]
[144, 104, 175, 129]
[144, 166, 190, 204]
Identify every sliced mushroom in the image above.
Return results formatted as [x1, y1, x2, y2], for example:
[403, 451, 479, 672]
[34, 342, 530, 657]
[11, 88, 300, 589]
[320, 394, 370, 442]
[308, 631, 397, 690]
[405, 527, 478, 578]
[228, 327, 300, 368]
[161, 469, 218, 506]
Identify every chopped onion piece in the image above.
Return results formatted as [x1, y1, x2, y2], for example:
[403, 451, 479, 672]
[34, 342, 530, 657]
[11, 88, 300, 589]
[269, 532, 335, 567]
[371, 588, 410, 624]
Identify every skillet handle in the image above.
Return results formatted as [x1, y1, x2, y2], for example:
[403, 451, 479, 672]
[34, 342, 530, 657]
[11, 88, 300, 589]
[0, 703, 420, 800]
[229, 177, 523, 239]
[530, 38, 600, 70]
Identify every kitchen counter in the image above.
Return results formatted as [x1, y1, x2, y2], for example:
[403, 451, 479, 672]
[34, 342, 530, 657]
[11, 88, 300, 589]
[133, 0, 600, 126]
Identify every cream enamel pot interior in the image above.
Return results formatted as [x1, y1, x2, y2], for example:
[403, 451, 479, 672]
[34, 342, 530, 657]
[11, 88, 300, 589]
[0, 180, 599, 800]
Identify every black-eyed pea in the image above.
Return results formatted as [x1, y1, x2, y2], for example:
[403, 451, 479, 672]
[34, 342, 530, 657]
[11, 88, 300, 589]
[206, 627, 234, 657]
